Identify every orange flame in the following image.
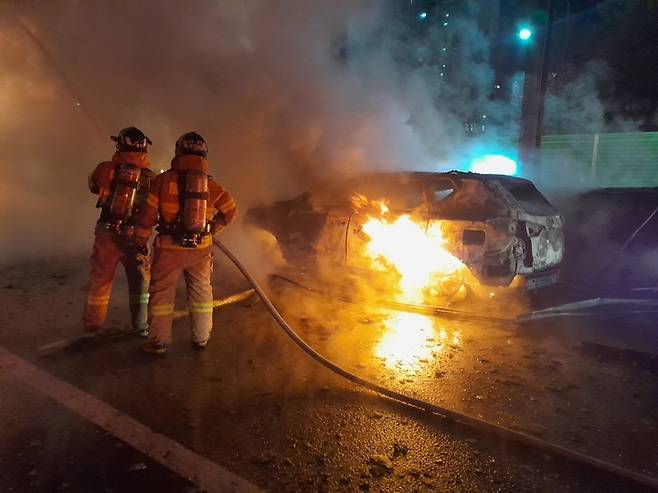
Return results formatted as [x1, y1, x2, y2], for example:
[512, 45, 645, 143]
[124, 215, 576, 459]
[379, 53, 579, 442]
[352, 194, 468, 304]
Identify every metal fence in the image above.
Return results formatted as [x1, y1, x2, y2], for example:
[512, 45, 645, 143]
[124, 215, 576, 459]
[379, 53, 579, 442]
[539, 132, 658, 188]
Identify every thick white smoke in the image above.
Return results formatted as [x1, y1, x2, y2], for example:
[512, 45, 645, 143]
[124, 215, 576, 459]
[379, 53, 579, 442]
[0, 1, 437, 263]
[0, 1, 621, 263]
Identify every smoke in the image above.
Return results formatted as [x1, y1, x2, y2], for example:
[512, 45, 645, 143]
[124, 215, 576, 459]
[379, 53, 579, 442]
[0, 0, 627, 265]
[533, 61, 641, 194]
[544, 62, 608, 136]
[0, 1, 429, 263]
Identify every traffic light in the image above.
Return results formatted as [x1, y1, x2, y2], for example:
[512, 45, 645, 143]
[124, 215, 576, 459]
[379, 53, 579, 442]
[470, 155, 518, 176]
[518, 27, 533, 41]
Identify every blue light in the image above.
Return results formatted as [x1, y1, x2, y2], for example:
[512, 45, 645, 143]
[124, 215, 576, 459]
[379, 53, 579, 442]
[469, 155, 518, 176]
[518, 28, 532, 41]
[419, 11, 427, 20]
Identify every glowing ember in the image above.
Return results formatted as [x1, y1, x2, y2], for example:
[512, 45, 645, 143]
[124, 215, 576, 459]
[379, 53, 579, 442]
[352, 195, 469, 304]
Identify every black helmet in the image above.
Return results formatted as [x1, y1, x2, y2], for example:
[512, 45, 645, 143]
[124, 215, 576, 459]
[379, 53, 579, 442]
[111, 127, 152, 153]
[175, 131, 208, 157]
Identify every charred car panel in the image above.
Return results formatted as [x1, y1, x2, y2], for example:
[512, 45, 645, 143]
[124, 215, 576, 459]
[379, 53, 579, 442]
[246, 171, 564, 290]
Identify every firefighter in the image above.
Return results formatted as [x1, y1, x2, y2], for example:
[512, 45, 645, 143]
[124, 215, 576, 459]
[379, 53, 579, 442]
[134, 132, 237, 354]
[84, 126, 156, 336]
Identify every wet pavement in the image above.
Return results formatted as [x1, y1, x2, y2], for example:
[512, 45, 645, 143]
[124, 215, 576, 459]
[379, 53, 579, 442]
[1, 255, 657, 492]
[0, 375, 195, 492]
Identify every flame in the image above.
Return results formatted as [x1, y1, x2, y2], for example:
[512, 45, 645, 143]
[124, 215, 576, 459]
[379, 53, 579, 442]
[349, 194, 470, 373]
[352, 195, 468, 304]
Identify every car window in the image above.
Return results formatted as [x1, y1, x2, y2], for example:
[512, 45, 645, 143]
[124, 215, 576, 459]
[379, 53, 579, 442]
[502, 181, 556, 216]
[428, 178, 503, 220]
[351, 176, 424, 212]
[310, 181, 353, 210]
[428, 179, 456, 203]
[310, 175, 424, 212]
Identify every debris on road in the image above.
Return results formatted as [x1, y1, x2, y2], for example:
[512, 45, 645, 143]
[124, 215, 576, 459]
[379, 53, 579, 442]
[128, 462, 147, 471]
[392, 442, 409, 458]
[252, 453, 274, 465]
[369, 454, 394, 472]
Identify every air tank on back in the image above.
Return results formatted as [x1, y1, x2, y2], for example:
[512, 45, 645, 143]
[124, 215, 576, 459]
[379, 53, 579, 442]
[109, 163, 141, 223]
[183, 170, 209, 233]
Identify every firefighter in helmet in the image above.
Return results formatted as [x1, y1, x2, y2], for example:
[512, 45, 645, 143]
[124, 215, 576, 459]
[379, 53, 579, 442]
[135, 132, 237, 354]
[84, 126, 156, 335]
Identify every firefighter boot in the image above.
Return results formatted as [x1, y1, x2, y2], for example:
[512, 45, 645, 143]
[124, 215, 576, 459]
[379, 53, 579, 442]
[141, 340, 166, 354]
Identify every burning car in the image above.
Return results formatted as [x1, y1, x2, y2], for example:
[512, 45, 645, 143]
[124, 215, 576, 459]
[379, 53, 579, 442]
[246, 171, 564, 303]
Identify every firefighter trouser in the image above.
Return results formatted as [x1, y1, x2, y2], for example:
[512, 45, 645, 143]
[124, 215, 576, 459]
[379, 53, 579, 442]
[83, 231, 150, 332]
[147, 245, 213, 345]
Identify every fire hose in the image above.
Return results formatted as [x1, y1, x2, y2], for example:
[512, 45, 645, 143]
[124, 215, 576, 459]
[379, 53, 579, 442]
[213, 237, 658, 491]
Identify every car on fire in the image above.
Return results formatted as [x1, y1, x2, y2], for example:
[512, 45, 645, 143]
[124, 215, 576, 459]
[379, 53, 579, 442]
[246, 171, 564, 293]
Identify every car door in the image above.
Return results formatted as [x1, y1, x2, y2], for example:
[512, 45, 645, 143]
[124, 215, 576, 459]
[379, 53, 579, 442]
[247, 193, 319, 262]
[346, 175, 427, 269]
[306, 184, 352, 265]
[424, 176, 518, 286]
[245, 183, 351, 265]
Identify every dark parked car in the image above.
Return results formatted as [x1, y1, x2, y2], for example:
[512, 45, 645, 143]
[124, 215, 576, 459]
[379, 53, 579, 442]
[562, 187, 658, 291]
[246, 171, 564, 291]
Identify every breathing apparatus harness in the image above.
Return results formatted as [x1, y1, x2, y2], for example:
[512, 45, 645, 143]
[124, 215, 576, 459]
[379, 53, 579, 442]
[97, 127, 152, 236]
[157, 169, 218, 248]
[97, 162, 148, 236]
[156, 132, 226, 248]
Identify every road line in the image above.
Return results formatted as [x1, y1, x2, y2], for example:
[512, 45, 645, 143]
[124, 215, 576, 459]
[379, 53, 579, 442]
[0, 346, 262, 493]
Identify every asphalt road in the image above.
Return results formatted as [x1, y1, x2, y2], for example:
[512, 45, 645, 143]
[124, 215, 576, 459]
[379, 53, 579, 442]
[0, 255, 657, 492]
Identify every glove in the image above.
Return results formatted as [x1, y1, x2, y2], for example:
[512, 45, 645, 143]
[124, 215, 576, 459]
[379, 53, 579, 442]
[135, 244, 149, 257]
[210, 212, 227, 234]
[128, 242, 148, 259]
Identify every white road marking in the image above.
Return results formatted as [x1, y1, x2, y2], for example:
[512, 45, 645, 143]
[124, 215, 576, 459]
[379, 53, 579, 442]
[0, 346, 262, 493]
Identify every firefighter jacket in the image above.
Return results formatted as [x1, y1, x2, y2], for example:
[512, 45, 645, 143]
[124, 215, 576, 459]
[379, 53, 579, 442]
[89, 151, 156, 234]
[134, 154, 237, 249]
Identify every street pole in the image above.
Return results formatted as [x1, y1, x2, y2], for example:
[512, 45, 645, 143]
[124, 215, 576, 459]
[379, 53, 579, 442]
[518, 0, 555, 170]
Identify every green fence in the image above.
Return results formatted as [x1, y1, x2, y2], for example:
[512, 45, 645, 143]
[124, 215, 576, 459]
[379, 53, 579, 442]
[539, 132, 658, 188]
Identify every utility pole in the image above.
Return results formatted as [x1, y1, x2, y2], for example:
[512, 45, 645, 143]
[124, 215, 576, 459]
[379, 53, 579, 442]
[518, 0, 555, 169]
[478, 0, 500, 37]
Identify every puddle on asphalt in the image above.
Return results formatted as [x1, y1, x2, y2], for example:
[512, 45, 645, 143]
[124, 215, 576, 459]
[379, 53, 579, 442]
[374, 312, 461, 375]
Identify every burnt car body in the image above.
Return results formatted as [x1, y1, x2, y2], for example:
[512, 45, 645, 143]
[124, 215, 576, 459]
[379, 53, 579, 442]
[246, 171, 564, 290]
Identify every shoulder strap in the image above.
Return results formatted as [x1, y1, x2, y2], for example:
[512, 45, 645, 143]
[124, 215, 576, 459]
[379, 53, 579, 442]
[176, 170, 187, 223]
[98, 162, 122, 220]
[135, 166, 151, 195]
